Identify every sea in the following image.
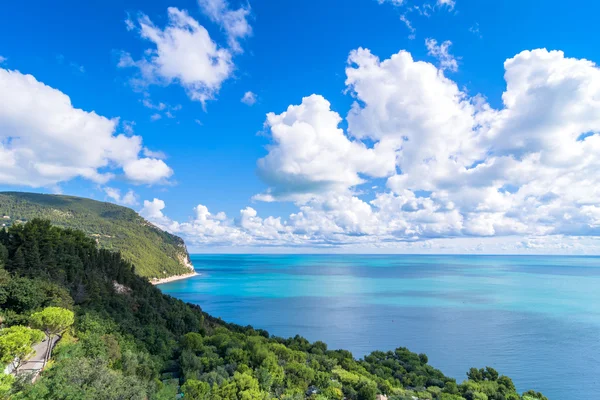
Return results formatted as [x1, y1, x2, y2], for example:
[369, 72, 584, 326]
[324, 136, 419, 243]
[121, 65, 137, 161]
[158, 254, 600, 400]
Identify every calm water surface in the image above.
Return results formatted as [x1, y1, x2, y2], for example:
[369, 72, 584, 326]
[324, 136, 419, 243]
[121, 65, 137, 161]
[159, 255, 600, 400]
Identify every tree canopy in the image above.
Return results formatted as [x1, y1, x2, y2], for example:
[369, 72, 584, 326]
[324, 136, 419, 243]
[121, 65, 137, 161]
[30, 307, 74, 337]
[0, 325, 44, 369]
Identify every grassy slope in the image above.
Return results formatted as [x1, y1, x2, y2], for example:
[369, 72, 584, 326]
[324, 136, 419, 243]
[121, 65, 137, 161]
[0, 191, 192, 279]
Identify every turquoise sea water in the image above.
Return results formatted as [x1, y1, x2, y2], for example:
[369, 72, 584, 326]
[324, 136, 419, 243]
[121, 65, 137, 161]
[159, 255, 600, 400]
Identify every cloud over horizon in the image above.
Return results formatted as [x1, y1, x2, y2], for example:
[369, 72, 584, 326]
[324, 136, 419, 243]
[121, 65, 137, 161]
[138, 46, 600, 252]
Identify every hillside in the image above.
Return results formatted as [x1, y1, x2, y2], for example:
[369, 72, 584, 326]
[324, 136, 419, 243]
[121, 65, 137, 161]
[0, 192, 192, 279]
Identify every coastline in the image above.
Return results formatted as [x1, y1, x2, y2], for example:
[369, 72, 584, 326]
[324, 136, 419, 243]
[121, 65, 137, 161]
[150, 271, 199, 285]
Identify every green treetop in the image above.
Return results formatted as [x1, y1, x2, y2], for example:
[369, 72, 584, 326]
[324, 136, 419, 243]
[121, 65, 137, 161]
[30, 307, 74, 338]
[0, 325, 45, 371]
[30, 307, 74, 367]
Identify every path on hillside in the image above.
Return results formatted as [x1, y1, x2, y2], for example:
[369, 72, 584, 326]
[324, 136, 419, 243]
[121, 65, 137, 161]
[17, 336, 59, 380]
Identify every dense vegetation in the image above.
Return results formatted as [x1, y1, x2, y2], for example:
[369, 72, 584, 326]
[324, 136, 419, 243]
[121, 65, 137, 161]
[0, 192, 192, 278]
[0, 220, 548, 399]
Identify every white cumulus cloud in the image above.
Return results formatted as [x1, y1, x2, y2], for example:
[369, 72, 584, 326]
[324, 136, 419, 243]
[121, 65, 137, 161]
[425, 38, 458, 72]
[347, 47, 600, 239]
[241, 91, 256, 105]
[345, 47, 486, 190]
[140, 200, 278, 247]
[437, 0, 455, 9]
[137, 195, 600, 254]
[128, 47, 600, 253]
[104, 187, 138, 206]
[0, 67, 172, 187]
[255, 94, 398, 202]
[246, 47, 600, 247]
[119, 7, 234, 105]
[123, 158, 173, 185]
[198, 0, 252, 53]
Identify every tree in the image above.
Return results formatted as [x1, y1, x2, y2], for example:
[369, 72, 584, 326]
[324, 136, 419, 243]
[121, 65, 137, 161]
[0, 268, 10, 320]
[467, 367, 484, 382]
[182, 332, 204, 351]
[182, 379, 211, 399]
[15, 357, 148, 399]
[497, 375, 515, 392]
[10, 247, 26, 272]
[0, 243, 8, 268]
[0, 325, 45, 372]
[30, 307, 74, 367]
[483, 367, 499, 381]
[0, 373, 15, 398]
[356, 381, 377, 400]
[522, 390, 548, 400]
[444, 381, 459, 394]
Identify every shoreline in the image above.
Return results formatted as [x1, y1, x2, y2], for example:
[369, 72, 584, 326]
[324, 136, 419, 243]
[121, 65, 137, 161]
[150, 271, 199, 285]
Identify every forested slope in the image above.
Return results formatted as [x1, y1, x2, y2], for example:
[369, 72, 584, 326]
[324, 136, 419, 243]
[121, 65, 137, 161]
[0, 192, 192, 279]
[0, 220, 547, 399]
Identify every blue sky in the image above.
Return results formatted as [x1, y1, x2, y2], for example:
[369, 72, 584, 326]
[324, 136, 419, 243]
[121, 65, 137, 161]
[2, 0, 600, 253]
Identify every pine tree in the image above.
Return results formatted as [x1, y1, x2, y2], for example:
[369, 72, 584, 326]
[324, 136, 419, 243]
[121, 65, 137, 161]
[0, 243, 8, 268]
[24, 240, 42, 274]
[10, 247, 26, 271]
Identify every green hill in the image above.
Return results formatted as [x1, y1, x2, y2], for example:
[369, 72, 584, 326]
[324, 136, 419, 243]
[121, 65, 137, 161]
[0, 192, 192, 279]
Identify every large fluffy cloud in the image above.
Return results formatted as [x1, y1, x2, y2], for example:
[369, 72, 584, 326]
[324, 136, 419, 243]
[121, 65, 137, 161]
[346, 47, 484, 191]
[255, 94, 398, 201]
[346, 48, 600, 238]
[247, 47, 600, 246]
[136, 47, 600, 252]
[0, 68, 172, 187]
[119, 7, 234, 104]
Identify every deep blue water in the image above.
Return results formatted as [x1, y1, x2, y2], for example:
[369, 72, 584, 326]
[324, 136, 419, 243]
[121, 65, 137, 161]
[159, 255, 600, 400]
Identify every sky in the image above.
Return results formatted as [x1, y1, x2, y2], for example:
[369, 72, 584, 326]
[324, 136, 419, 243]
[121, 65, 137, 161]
[2, 0, 600, 254]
